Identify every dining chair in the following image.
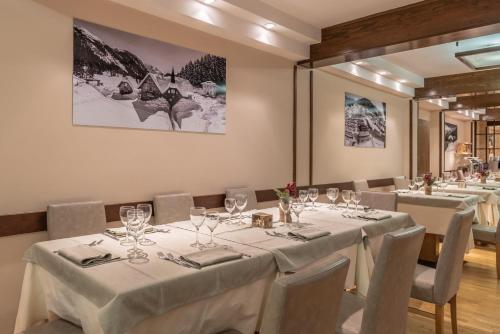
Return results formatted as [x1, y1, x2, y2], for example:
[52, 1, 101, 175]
[21, 319, 83, 334]
[360, 191, 397, 211]
[216, 256, 350, 334]
[393, 176, 410, 190]
[472, 222, 500, 278]
[336, 225, 426, 334]
[47, 201, 106, 240]
[154, 193, 194, 224]
[353, 180, 370, 192]
[410, 208, 475, 334]
[225, 187, 258, 210]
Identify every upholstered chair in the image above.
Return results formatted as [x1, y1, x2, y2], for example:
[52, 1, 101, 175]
[353, 180, 370, 192]
[154, 193, 194, 224]
[225, 187, 258, 210]
[393, 176, 410, 190]
[21, 319, 83, 334]
[217, 256, 350, 334]
[472, 221, 500, 278]
[47, 201, 106, 240]
[410, 208, 475, 334]
[336, 225, 426, 334]
[360, 191, 397, 212]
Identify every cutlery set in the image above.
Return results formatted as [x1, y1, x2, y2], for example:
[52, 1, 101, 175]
[157, 251, 200, 269]
[265, 230, 306, 242]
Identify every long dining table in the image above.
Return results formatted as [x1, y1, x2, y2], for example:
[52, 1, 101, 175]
[15, 205, 416, 334]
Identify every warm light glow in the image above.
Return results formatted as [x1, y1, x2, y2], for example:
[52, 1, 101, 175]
[203, 0, 215, 4]
[377, 70, 391, 76]
[354, 61, 366, 65]
[264, 22, 275, 30]
[398, 79, 408, 83]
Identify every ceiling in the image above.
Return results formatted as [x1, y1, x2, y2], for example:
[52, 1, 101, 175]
[260, 0, 420, 28]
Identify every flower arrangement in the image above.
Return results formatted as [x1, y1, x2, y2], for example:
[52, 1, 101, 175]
[274, 182, 297, 199]
[423, 173, 435, 186]
[478, 163, 490, 177]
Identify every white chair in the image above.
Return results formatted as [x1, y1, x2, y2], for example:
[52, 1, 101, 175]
[225, 187, 258, 210]
[472, 222, 500, 278]
[360, 191, 397, 212]
[393, 176, 410, 190]
[47, 201, 106, 240]
[353, 180, 370, 192]
[154, 193, 194, 224]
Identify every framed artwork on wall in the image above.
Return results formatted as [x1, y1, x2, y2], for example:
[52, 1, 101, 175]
[73, 19, 227, 133]
[344, 92, 386, 148]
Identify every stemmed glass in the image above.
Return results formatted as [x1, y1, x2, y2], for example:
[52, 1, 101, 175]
[137, 203, 155, 246]
[235, 193, 248, 225]
[326, 188, 339, 209]
[291, 200, 304, 226]
[308, 188, 319, 209]
[204, 211, 220, 248]
[299, 190, 309, 208]
[435, 177, 443, 192]
[440, 176, 448, 190]
[415, 177, 424, 193]
[224, 197, 236, 224]
[450, 171, 458, 182]
[190, 206, 206, 249]
[279, 197, 291, 227]
[342, 190, 352, 211]
[351, 191, 362, 215]
[127, 209, 147, 263]
[119, 205, 135, 246]
[408, 179, 416, 194]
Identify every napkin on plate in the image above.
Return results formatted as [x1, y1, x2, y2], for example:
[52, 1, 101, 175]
[58, 245, 117, 267]
[180, 246, 243, 268]
[358, 212, 392, 221]
[288, 227, 331, 240]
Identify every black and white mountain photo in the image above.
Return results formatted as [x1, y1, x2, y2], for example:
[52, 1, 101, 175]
[73, 19, 226, 133]
[344, 92, 386, 148]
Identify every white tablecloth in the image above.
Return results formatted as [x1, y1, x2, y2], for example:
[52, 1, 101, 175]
[15, 206, 415, 334]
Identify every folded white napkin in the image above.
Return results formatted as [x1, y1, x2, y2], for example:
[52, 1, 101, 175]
[58, 245, 116, 267]
[358, 212, 392, 221]
[288, 227, 331, 240]
[180, 247, 243, 268]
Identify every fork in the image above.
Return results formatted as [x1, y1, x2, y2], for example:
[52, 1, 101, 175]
[157, 252, 199, 269]
[87, 239, 104, 246]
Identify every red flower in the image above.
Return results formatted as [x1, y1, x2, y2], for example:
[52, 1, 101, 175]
[285, 182, 297, 197]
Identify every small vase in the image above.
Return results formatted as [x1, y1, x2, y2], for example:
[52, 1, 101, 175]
[481, 176, 487, 184]
[279, 209, 292, 224]
[424, 184, 432, 195]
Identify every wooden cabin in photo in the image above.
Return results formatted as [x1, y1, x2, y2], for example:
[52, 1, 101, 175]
[201, 81, 217, 98]
[117, 78, 133, 95]
[138, 73, 163, 100]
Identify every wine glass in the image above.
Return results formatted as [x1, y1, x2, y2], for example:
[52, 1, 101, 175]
[299, 190, 309, 208]
[291, 199, 304, 226]
[204, 211, 219, 248]
[326, 188, 339, 209]
[279, 197, 291, 227]
[119, 205, 135, 246]
[351, 191, 362, 215]
[435, 177, 443, 192]
[137, 203, 155, 246]
[440, 176, 448, 190]
[415, 176, 424, 192]
[190, 206, 206, 249]
[450, 171, 458, 182]
[127, 209, 147, 263]
[408, 179, 416, 194]
[224, 197, 236, 224]
[341, 190, 352, 211]
[234, 193, 248, 225]
[308, 188, 319, 209]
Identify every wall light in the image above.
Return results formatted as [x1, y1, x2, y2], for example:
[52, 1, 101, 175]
[264, 22, 275, 30]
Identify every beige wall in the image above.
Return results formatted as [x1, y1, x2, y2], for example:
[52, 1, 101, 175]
[296, 69, 410, 185]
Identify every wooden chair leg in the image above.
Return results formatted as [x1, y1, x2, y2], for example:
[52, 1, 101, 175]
[496, 243, 500, 279]
[435, 304, 444, 334]
[450, 295, 458, 334]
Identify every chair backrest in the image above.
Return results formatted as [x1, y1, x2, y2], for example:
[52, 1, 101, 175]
[353, 180, 370, 192]
[433, 208, 475, 305]
[360, 191, 397, 212]
[154, 193, 194, 224]
[457, 169, 465, 181]
[393, 176, 409, 190]
[361, 226, 425, 334]
[225, 187, 258, 210]
[260, 256, 350, 334]
[47, 201, 106, 240]
[496, 221, 500, 244]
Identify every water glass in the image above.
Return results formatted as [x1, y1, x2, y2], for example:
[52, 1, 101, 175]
[224, 197, 236, 224]
[137, 203, 155, 246]
[341, 190, 352, 211]
[205, 211, 220, 248]
[291, 200, 304, 226]
[326, 188, 339, 209]
[235, 193, 248, 225]
[408, 179, 416, 194]
[415, 176, 424, 192]
[351, 191, 362, 215]
[190, 206, 206, 249]
[279, 197, 291, 227]
[299, 190, 309, 206]
[127, 209, 147, 263]
[308, 188, 319, 209]
[119, 205, 135, 246]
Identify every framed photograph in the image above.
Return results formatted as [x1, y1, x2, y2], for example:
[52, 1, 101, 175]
[444, 122, 458, 152]
[73, 19, 226, 133]
[344, 92, 386, 148]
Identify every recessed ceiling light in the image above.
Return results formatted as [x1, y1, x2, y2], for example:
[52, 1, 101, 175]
[203, 0, 215, 4]
[378, 71, 390, 76]
[398, 79, 408, 83]
[264, 23, 275, 30]
[354, 61, 366, 65]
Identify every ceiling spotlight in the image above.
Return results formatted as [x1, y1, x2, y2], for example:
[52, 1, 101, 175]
[378, 71, 390, 76]
[203, 0, 215, 4]
[354, 61, 366, 65]
[264, 22, 275, 30]
[398, 79, 408, 83]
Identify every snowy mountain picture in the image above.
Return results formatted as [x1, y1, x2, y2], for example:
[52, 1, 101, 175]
[344, 92, 386, 148]
[73, 19, 226, 133]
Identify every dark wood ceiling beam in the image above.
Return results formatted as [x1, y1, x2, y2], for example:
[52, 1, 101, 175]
[303, 0, 500, 68]
[481, 108, 500, 120]
[448, 93, 500, 110]
[414, 68, 500, 99]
